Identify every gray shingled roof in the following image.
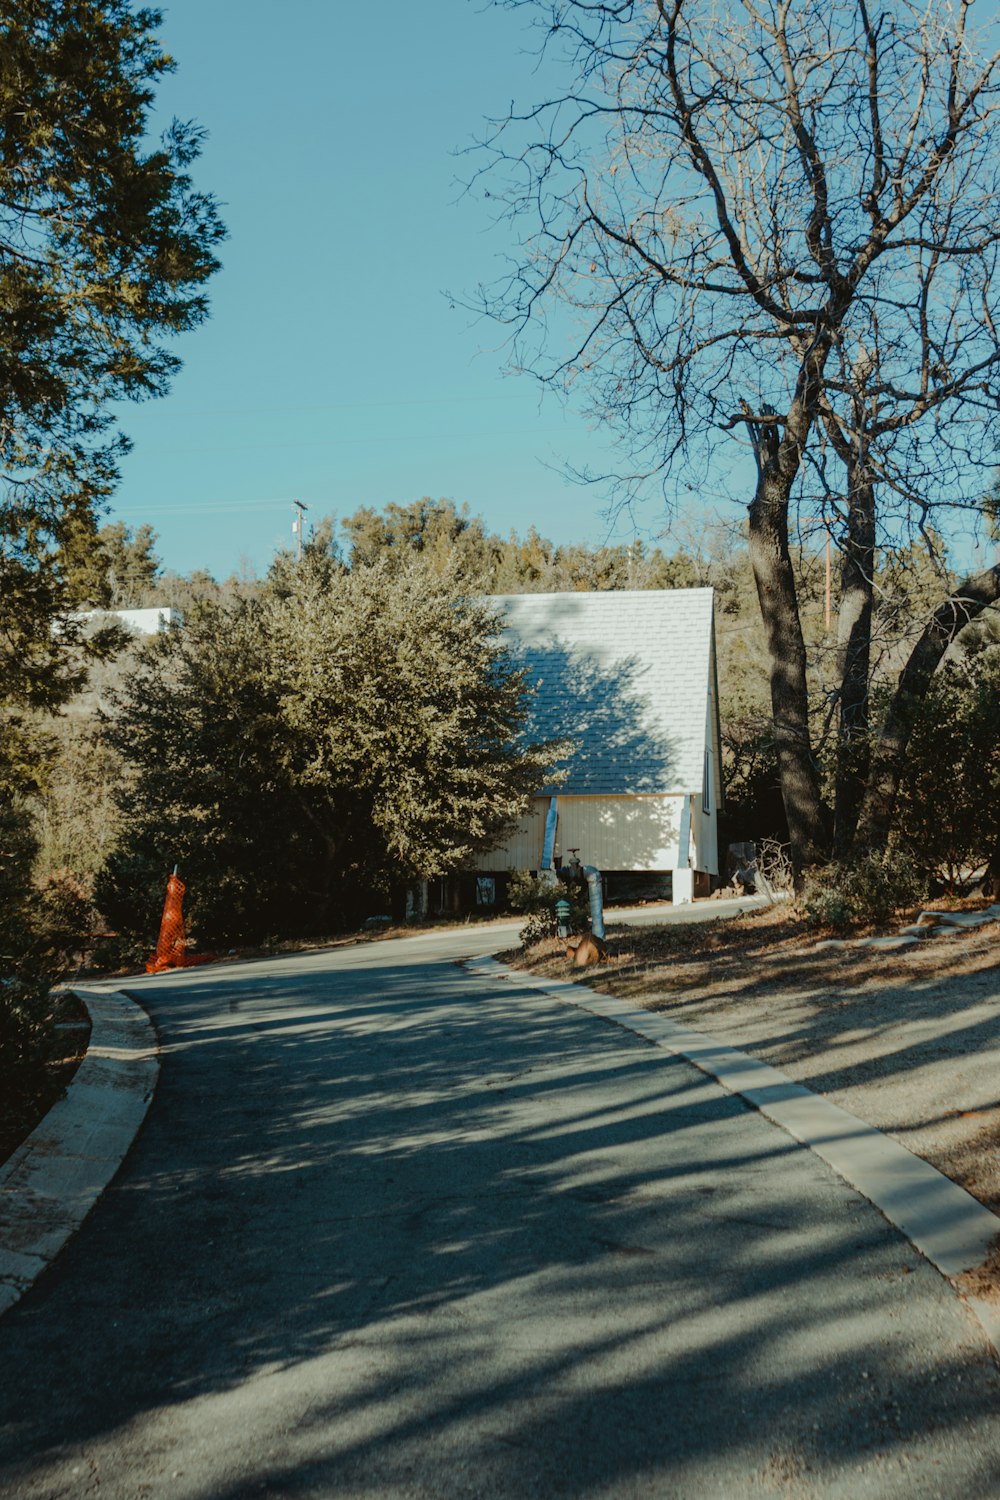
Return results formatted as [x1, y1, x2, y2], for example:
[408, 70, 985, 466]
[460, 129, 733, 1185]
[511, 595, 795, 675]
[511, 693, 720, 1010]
[489, 589, 715, 796]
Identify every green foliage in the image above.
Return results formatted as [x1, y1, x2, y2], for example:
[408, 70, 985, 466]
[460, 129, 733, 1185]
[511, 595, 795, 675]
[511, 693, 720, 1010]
[338, 498, 730, 596]
[149, 565, 256, 622]
[31, 870, 99, 973]
[58, 520, 162, 609]
[99, 556, 564, 944]
[507, 870, 590, 945]
[0, 534, 93, 715]
[341, 499, 498, 582]
[800, 851, 923, 931]
[0, 724, 98, 1088]
[720, 705, 785, 843]
[33, 717, 123, 878]
[0, 0, 222, 718]
[0, 0, 223, 476]
[0, 709, 48, 1080]
[518, 909, 560, 947]
[0, 968, 54, 1096]
[0, 742, 42, 961]
[0, 1, 221, 1078]
[894, 645, 1000, 890]
[505, 870, 557, 914]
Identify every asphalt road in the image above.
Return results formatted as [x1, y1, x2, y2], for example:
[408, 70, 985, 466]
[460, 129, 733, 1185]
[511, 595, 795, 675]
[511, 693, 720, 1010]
[2, 924, 1000, 1499]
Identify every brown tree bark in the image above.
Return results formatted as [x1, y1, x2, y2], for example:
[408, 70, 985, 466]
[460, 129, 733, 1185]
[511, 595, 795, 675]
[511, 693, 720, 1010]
[746, 411, 828, 874]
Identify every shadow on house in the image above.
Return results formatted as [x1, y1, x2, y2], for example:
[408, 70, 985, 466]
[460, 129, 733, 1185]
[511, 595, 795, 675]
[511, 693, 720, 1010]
[450, 589, 724, 912]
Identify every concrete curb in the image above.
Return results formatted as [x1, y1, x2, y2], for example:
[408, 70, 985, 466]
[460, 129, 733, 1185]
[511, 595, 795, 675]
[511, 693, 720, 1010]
[467, 955, 1000, 1353]
[0, 989, 158, 1318]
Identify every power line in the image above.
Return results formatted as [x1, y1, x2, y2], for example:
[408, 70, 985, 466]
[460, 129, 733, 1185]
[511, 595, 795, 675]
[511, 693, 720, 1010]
[120, 424, 570, 458]
[118, 391, 538, 422]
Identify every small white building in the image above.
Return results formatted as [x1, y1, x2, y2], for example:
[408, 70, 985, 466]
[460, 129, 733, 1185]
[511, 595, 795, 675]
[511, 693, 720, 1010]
[69, 606, 181, 636]
[470, 588, 723, 904]
[94, 607, 181, 635]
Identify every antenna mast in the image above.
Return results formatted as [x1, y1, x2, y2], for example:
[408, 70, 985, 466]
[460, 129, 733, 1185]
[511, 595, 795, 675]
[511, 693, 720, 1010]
[291, 499, 309, 562]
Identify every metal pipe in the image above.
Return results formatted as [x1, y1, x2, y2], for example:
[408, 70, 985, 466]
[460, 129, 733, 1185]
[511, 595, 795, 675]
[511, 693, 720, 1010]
[541, 795, 559, 870]
[583, 865, 605, 941]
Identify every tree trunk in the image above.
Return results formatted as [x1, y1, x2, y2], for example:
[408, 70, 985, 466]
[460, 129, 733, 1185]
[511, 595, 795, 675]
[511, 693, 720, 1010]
[390, 882, 408, 923]
[856, 561, 1000, 850]
[832, 467, 875, 855]
[984, 831, 1000, 899]
[748, 469, 828, 874]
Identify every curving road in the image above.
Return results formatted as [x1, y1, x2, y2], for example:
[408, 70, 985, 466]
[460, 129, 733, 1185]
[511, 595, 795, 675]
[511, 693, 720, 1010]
[2, 925, 1000, 1499]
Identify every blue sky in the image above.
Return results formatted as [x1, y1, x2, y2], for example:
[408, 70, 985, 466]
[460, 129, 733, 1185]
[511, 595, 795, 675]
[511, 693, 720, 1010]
[106, 1, 694, 580]
[102, 1, 998, 584]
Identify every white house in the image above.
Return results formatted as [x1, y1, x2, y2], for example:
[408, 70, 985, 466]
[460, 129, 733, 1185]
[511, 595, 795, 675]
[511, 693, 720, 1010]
[469, 588, 723, 905]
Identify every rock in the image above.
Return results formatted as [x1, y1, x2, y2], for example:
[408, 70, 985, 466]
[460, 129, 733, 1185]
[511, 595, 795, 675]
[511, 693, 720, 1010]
[917, 907, 1000, 929]
[854, 935, 920, 951]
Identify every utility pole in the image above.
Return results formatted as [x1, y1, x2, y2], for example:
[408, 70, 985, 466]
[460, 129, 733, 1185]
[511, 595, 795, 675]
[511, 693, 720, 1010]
[291, 499, 309, 562]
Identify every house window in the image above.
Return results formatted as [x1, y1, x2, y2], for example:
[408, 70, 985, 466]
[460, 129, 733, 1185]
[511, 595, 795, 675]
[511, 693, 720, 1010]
[703, 749, 712, 815]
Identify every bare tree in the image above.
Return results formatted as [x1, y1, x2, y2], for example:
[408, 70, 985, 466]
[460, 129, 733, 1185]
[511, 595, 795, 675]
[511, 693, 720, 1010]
[474, 0, 1000, 870]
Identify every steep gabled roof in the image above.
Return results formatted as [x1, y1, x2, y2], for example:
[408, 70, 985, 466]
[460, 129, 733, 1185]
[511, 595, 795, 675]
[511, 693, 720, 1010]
[490, 588, 716, 796]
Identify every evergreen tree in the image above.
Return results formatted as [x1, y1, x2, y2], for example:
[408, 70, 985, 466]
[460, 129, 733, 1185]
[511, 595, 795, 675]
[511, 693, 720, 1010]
[58, 520, 162, 609]
[99, 551, 563, 943]
[0, 0, 222, 1047]
[341, 498, 500, 581]
[0, 0, 223, 710]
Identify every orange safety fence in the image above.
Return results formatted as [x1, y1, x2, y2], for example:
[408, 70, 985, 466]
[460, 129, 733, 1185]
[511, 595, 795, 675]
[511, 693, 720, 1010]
[146, 872, 214, 973]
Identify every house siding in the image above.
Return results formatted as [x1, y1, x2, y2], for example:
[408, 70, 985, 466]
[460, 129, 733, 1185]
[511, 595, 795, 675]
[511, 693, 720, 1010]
[471, 793, 685, 872]
[466, 589, 724, 894]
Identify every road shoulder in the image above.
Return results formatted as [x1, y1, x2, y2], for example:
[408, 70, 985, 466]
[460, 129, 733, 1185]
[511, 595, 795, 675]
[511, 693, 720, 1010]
[0, 989, 158, 1317]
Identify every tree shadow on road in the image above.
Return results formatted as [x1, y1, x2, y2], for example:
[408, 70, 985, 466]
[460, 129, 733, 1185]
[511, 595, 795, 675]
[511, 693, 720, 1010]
[1, 944, 999, 1498]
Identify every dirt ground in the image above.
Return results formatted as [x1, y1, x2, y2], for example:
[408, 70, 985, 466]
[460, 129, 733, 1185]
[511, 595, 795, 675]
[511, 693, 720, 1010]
[508, 901, 1000, 1220]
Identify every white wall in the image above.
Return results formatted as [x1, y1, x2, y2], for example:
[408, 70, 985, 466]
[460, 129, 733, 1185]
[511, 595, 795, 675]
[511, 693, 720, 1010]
[470, 794, 685, 873]
[113, 608, 181, 635]
[78, 607, 180, 635]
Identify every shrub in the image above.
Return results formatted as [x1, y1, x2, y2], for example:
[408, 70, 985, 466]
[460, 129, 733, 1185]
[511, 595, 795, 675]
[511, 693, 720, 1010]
[31, 870, 99, 972]
[519, 909, 560, 946]
[800, 851, 924, 931]
[800, 885, 856, 932]
[509, 869, 591, 946]
[895, 645, 1000, 891]
[86, 932, 149, 975]
[507, 870, 558, 915]
[0, 970, 55, 1091]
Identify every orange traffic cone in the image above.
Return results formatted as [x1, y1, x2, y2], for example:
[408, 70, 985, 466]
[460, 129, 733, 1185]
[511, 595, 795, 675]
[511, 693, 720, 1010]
[146, 870, 190, 973]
